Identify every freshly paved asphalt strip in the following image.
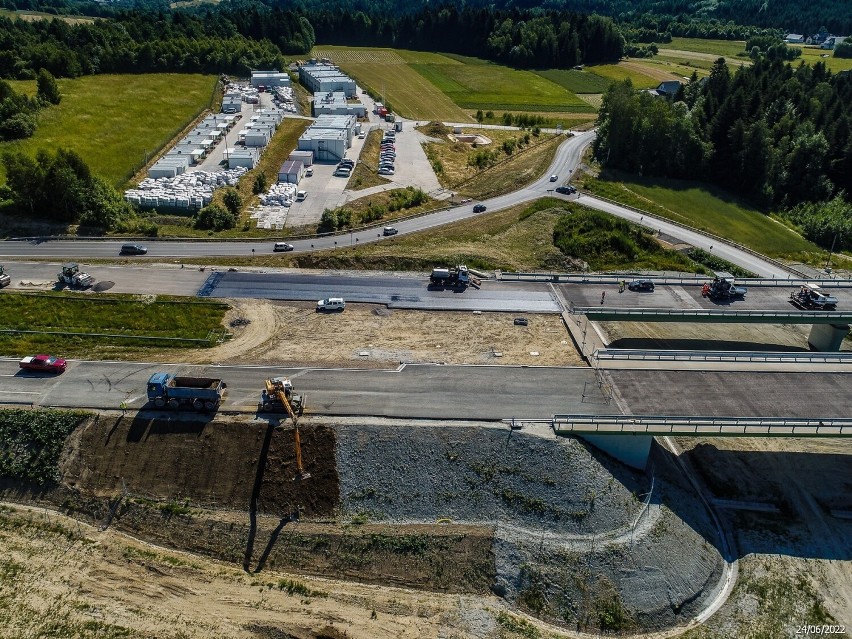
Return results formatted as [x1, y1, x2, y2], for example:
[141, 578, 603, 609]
[0, 359, 608, 420]
[199, 270, 562, 312]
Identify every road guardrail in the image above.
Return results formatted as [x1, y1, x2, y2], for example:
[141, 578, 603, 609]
[593, 349, 852, 364]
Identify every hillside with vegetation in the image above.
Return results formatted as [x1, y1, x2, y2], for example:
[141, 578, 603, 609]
[594, 57, 852, 251]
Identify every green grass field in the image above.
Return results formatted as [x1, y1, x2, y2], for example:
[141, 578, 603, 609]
[660, 37, 748, 57]
[580, 171, 819, 259]
[585, 63, 662, 89]
[0, 292, 229, 357]
[2, 74, 217, 187]
[0, 8, 94, 23]
[312, 46, 595, 119]
[410, 55, 595, 112]
[791, 45, 852, 73]
[533, 69, 612, 94]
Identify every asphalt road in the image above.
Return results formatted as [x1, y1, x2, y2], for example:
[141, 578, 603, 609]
[201, 270, 561, 312]
[0, 131, 596, 261]
[0, 359, 607, 419]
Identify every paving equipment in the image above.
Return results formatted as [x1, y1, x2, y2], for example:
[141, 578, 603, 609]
[702, 274, 747, 300]
[790, 283, 838, 310]
[430, 264, 472, 289]
[146, 373, 226, 411]
[0, 265, 10, 288]
[261, 377, 310, 481]
[57, 263, 95, 289]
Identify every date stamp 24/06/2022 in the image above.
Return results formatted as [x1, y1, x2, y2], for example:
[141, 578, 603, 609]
[795, 625, 846, 636]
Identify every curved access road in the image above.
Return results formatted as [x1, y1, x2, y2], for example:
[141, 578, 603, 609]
[0, 128, 793, 279]
[0, 131, 595, 260]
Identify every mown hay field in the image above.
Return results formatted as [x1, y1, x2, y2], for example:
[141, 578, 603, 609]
[2, 74, 217, 187]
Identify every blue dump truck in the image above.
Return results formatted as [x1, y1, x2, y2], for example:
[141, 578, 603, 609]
[146, 373, 226, 411]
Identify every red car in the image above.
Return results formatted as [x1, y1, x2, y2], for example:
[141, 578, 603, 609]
[19, 354, 67, 374]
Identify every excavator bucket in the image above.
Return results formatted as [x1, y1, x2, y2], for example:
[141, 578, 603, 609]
[293, 425, 311, 481]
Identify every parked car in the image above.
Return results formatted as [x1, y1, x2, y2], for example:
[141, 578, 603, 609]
[120, 243, 148, 255]
[273, 242, 294, 252]
[378, 168, 395, 175]
[549, 174, 558, 182]
[316, 297, 345, 312]
[473, 204, 487, 213]
[19, 354, 67, 374]
[338, 160, 355, 168]
[334, 168, 351, 177]
[358, 132, 366, 139]
[383, 226, 398, 236]
[628, 279, 656, 292]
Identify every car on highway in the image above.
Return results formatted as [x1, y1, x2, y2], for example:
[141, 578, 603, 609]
[473, 204, 487, 213]
[120, 243, 148, 255]
[555, 185, 576, 195]
[383, 226, 398, 236]
[628, 279, 656, 292]
[316, 297, 345, 312]
[273, 242, 294, 252]
[513, 317, 529, 326]
[549, 174, 558, 182]
[19, 354, 67, 373]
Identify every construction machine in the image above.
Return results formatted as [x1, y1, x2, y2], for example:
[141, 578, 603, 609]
[0, 265, 10, 288]
[261, 377, 310, 481]
[702, 274, 747, 300]
[790, 283, 838, 310]
[57, 263, 95, 288]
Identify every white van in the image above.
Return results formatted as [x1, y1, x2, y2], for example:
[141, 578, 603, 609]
[305, 167, 313, 177]
[296, 190, 307, 201]
[316, 297, 345, 312]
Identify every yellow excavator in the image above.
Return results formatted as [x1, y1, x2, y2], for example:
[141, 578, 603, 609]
[262, 377, 311, 481]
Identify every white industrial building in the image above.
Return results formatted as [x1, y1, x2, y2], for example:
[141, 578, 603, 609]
[244, 128, 272, 147]
[251, 70, 291, 88]
[289, 150, 314, 166]
[313, 114, 357, 145]
[148, 156, 190, 179]
[278, 159, 304, 184]
[297, 128, 347, 162]
[299, 62, 356, 97]
[313, 91, 366, 117]
[227, 148, 258, 169]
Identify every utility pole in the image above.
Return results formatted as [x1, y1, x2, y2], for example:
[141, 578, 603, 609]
[825, 231, 840, 273]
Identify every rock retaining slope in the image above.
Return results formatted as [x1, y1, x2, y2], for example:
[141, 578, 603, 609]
[335, 421, 725, 631]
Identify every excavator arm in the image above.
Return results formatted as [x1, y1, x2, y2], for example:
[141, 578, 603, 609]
[264, 378, 310, 481]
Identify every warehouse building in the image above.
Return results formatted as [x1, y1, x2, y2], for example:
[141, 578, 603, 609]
[227, 148, 258, 169]
[298, 62, 356, 97]
[297, 128, 347, 162]
[313, 91, 366, 117]
[313, 113, 357, 145]
[278, 159, 304, 184]
[148, 155, 190, 179]
[251, 70, 291, 88]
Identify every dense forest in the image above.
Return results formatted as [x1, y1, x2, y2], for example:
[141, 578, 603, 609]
[308, 6, 623, 68]
[4, 0, 851, 35]
[594, 59, 852, 249]
[0, 5, 314, 78]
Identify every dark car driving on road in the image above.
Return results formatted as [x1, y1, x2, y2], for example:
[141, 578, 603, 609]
[628, 279, 656, 292]
[473, 204, 487, 213]
[120, 244, 148, 255]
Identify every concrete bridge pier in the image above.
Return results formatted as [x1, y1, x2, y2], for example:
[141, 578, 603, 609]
[577, 434, 654, 471]
[808, 323, 850, 351]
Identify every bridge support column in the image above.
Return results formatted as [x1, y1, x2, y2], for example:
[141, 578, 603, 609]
[577, 434, 654, 471]
[808, 323, 850, 351]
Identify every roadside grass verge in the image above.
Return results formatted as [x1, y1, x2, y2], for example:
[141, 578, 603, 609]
[325, 186, 443, 229]
[0, 409, 89, 484]
[421, 124, 562, 198]
[346, 128, 391, 191]
[151, 118, 310, 238]
[246, 198, 703, 274]
[579, 170, 819, 260]
[2, 74, 218, 187]
[0, 291, 229, 357]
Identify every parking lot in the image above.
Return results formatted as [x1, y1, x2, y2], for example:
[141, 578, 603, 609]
[285, 85, 442, 227]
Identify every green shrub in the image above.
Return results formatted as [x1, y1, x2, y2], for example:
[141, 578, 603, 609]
[0, 409, 88, 484]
